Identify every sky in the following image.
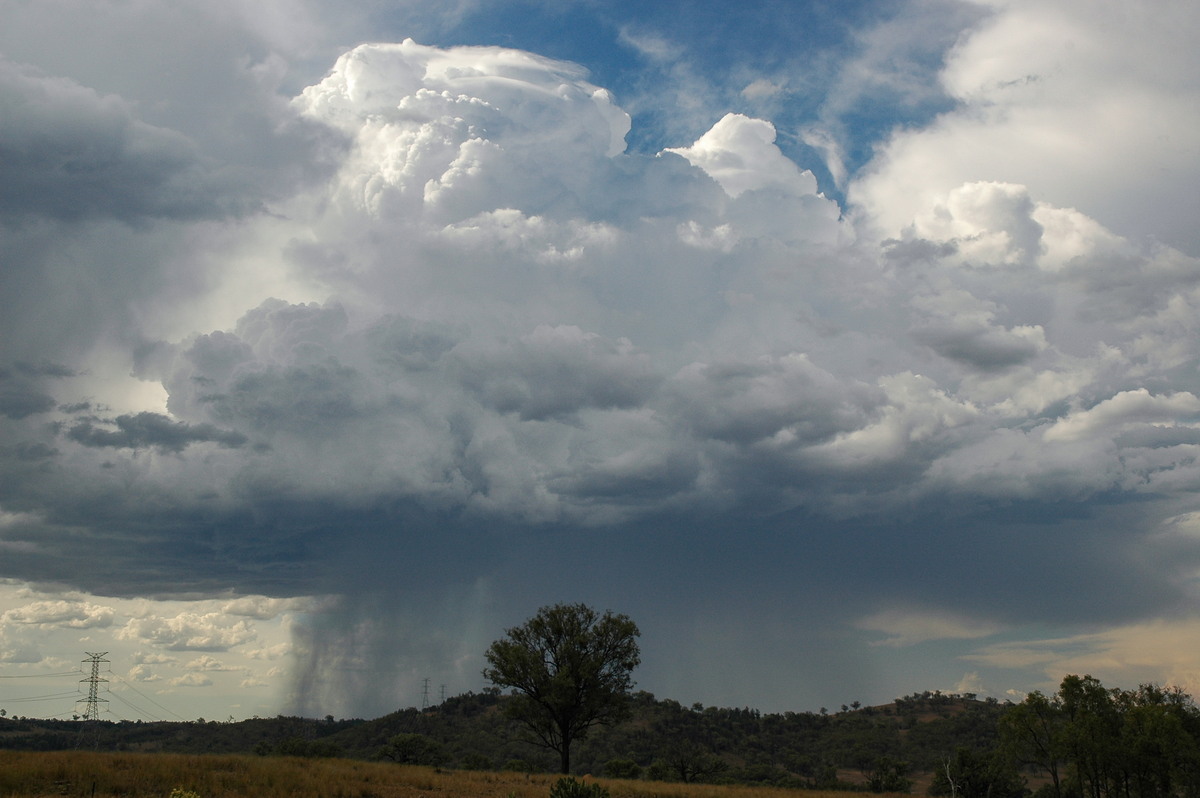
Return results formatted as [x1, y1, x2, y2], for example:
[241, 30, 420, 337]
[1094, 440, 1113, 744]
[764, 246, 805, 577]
[2, 0, 1200, 724]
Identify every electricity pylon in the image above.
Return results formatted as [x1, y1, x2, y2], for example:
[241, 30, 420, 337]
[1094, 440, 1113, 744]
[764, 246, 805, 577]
[78, 652, 109, 721]
[76, 652, 109, 750]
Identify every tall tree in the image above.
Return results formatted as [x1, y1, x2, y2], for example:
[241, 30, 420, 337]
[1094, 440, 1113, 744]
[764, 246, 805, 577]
[1001, 675, 1200, 798]
[482, 603, 640, 773]
[1000, 689, 1064, 797]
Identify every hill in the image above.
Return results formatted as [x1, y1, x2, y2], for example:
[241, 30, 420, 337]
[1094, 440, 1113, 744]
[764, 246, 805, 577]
[0, 689, 1003, 791]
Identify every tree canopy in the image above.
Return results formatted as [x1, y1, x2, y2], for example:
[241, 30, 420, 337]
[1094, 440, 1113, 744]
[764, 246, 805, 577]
[1000, 674, 1200, 798]
[482, 603, 640, 773]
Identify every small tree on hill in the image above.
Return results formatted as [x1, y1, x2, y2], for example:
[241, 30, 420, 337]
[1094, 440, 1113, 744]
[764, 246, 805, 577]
[483, 603, 640, 774]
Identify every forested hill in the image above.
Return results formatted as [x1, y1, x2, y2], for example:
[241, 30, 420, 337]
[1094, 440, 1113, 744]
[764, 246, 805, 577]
[332, 688, 1008, 787]
[4, 679, 1199, 795]
[0, 689, 1003, 788]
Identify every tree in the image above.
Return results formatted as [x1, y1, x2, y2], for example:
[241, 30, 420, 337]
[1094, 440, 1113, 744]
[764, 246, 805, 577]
[380, 733, 446, 766]
[1001, 675, 1200, 798]
[658, 739, 729, 783]
[483, 603, 640, 774]
[865, 756, 912, 793]
[929, 747, 1023, 798]
[1000, 689, 1064, 797]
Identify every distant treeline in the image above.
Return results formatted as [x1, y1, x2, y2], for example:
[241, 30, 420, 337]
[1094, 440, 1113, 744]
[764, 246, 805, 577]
[2, 676, 1197, 797]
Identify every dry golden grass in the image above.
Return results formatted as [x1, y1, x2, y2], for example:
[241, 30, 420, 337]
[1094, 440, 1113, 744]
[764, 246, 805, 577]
[0, 751, 889, 798]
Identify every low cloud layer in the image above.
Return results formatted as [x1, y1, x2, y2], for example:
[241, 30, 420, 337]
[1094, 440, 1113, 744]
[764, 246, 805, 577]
[2, 0, 1199, 718]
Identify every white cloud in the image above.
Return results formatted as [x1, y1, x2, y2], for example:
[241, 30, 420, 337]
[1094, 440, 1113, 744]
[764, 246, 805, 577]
[1043, 390, 1200, 443]
[741, 78, 783, 101]
[858, 608, 1006, 647]
[221, 596, 311, 620]
[117, 613, 256, 651]
[128, 664, 161, 682]
[245, 642, 291, 660]
[849, 0, 1200, 254]
[967, 618, 1200, 698]
[951, 671, 988, 696]
[185, 655, 232, 672]
[169, 672, 214, 688]
[618, 27, 684, 62]
[0, 633, 42, 663]
[295, 40, 631, 213]
[1, 599, 115, 629]
[664, 113, 818, 199]
[807, 373, 978, 470]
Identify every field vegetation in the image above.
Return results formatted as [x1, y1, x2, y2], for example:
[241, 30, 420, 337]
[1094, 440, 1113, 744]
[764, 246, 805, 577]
[3, 675, 1198, 796]
[0, 750, 877, 798]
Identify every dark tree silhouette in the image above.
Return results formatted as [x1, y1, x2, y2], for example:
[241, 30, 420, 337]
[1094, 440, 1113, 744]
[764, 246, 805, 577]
[483, 603, 640, 774]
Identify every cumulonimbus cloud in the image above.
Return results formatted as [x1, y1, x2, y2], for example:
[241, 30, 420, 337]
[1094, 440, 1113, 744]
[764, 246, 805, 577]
[1, 5, 1199, 716]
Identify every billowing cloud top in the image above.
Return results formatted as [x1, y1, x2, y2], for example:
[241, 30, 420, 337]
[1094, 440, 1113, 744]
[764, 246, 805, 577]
[2, 0, 1200, 719]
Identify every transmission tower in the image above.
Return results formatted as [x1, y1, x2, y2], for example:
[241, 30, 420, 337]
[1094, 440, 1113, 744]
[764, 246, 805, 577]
[75, 652, 109, 750]
[78, 652, 109, 721]
[421, 677, 430, 710]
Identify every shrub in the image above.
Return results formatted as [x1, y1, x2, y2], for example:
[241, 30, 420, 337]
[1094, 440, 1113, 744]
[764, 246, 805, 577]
[382, 734, 446, 766]
[602, 759, 641, 779]
[502, 759, 534, 773]
[549, 776, 609, 798]
[458, 752, 494, 771]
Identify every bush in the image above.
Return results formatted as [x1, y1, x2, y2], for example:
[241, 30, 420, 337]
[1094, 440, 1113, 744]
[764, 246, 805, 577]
[602, 758, 641, 779]
[458, 752, 494, 771]
[503, 759, 534, 773]
[549, 776, 610, 798]
[382, 733, 446, 766]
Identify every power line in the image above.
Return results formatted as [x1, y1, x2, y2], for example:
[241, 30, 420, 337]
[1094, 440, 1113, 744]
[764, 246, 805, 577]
[107, 671, 187, 721]
[4, 686, 81, 700]
[106, 690, 162, 722]
[5, 690, 82, 703]
[0, 670, 82, 679]
[1, 653, 184, 724]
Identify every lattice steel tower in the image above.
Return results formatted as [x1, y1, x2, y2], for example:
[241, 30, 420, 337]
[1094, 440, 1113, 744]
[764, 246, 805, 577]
[78, 652, 109, 721]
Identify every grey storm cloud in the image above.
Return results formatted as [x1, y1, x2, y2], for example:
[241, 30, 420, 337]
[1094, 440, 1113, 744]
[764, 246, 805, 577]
[2, 4, 1200, 717]
[0, 362, 76, 418]
[455, 325, 659, 421]
[65, 411, 248, 453]
[0, 58, 246, 222]
[0, 383, 56, 420]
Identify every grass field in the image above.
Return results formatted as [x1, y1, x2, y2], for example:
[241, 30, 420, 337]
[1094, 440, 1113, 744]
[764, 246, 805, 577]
[0, 751, 889, 798]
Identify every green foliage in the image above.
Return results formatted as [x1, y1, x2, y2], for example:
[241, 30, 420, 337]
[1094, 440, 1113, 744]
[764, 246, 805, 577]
[864, 756, 911, 793]
[459, 752, 495, 770]
[1001, 674, 1200, 798]
[929, 747, 1023, 798]
[483, 603, 640, 774]
[9, 676, 1200, 794]
[656, 739, 728, 783]
[548, 776, 609, 798]
[381, 733, 446, 766]
[601, 758, 641, 779]
[271, 736, 343, 758]
[502, 759, 534, 773]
